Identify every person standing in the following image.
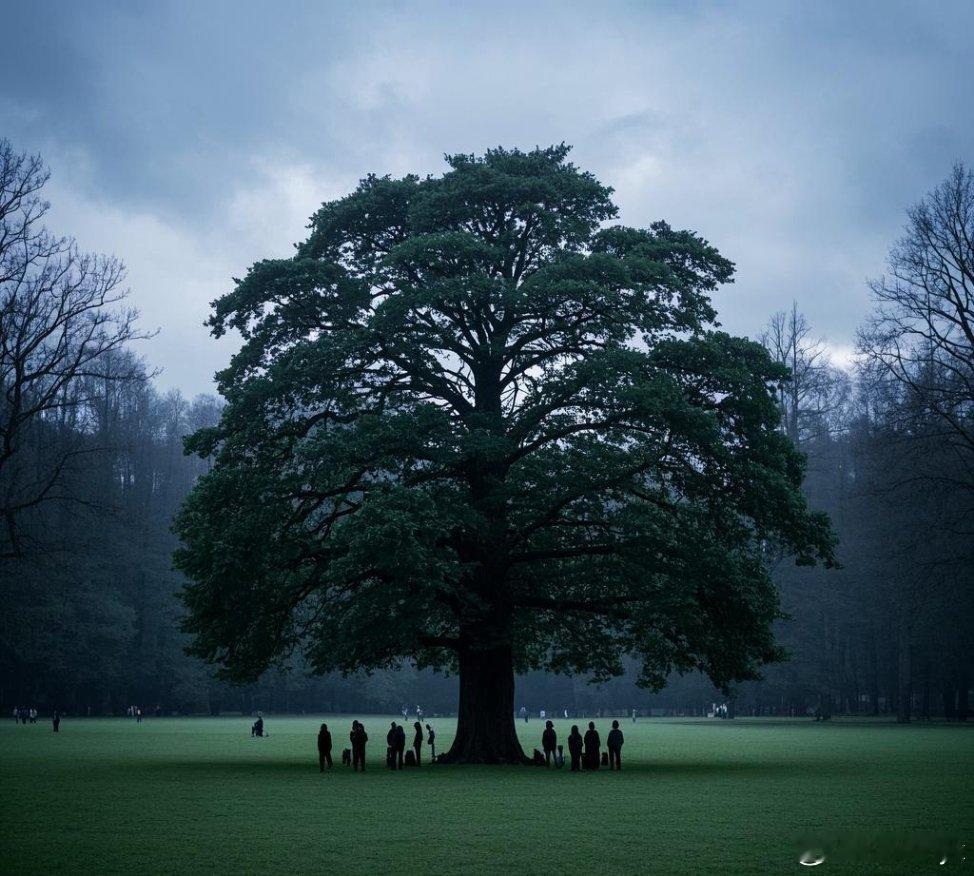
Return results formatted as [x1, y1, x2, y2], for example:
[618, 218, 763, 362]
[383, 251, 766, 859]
[426, 724, 436, 761]
[317, 723, 333, 771]
[583, 721, 601, 770]
[412, 721, 423, 766]
[394, 722, 406, 770]
[386, 722, 398, 769]
[541, 720, 557, 766]
[607, 720, 624, 771]
[632, 707, 637, 723]
[519, 706, 528, 723]
[52, 711, 61, 733]
[351, 721, 367, 772]
[568, 725, 583, 772]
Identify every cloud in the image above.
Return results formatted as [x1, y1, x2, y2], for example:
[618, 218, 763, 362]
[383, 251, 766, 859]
[3, 0, 971, 394]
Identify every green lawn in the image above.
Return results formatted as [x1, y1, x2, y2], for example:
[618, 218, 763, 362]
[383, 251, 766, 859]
[1, 716, 970, 874]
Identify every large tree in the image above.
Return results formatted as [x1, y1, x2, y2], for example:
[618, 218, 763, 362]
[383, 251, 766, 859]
[176, 146, 834, 762]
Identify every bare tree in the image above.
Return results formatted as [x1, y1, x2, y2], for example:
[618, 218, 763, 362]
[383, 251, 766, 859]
[761, 302, 849, 446]
[858, 163, 974, 484]
[0, 140, 151, 556]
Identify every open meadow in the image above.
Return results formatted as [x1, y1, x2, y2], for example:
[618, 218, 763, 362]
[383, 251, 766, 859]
[1, 716, 971, 874]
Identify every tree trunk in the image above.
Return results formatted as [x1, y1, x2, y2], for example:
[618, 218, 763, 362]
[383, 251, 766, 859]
[440, 643, 528, 764]
[896, 632, 911, 724]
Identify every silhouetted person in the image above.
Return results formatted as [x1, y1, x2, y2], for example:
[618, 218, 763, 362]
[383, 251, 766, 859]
[318, 723, 333, 771]
[426, 724, 436, 760]
[583, 721, 600, 770]
[52, 711, 61, 733]
[413, 721, 423, 766]
[541, 720, 557, 766]
[252, 714, 264, 737]
[568, 725, 583, 772]
[387, 722, 398, 769]
[351, 721, 367, 771]
[607, 720, 624, 771]
[394, 722, 406, 769]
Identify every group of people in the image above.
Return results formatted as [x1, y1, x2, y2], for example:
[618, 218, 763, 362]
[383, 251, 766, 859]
[12, 706, 38, 724]
[315, 720, 438, 772]
[541, 720, 625, 771]
[12, 707, 62, 731]
[520, 706, 641, 724]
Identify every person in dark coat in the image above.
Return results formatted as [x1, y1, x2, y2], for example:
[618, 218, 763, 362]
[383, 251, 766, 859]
[394, 722, 406, 770]
[351, 721, 367, 771]
[607, 719, 624, 771]
[568, 725, 583, 771]
[52, 711, 61, 733]
[541, 720, 557, 766]
[426, 724, 436, 761]
[251, 714, 264, 737]
[317, 723, 333, 771]
[386, 722, 399, 769]
[412, 721, 424, 766]
[583, 721, 600, 770]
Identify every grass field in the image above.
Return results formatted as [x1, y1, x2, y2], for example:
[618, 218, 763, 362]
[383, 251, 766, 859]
[1, 716, 971, 874]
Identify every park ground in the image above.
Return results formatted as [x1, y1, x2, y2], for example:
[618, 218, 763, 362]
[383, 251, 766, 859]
[1, 716, 971, 875]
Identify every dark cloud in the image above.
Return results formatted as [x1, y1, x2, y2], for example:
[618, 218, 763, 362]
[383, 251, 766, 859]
[2, 0, 971, 394]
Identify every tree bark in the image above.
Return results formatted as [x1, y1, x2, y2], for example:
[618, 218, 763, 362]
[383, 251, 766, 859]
[440, 642, 528, 764]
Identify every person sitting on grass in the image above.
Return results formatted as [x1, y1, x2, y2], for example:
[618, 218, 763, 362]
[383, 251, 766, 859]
[583, 721, 600, 770]
[317, 723, 333, 771]
[607, 720, 624, 771]
[541, 720, 557, 766]
[568, 725, 583, 772]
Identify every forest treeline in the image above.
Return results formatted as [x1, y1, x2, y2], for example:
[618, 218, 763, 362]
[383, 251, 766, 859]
[0, 141, 970, 720]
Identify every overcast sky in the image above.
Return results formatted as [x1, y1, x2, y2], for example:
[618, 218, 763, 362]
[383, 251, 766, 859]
[2, 0, 971, 396]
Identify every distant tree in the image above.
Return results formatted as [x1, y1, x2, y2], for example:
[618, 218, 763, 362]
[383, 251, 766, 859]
[0, 140, 149, 556]
[761, 303, 850, 447]
[176, 146, 835, 762]
[858, 163, 974, 494]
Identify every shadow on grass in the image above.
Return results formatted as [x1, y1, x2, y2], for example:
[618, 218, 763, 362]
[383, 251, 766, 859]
[135, 757, 815, 781]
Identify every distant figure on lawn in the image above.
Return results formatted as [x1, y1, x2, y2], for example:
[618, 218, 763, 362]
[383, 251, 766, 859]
[541, 720, 557, 766]
[251, 713, 264, 737]
[632, 708, 637, 723]
[568, 725, 583, 771]
[317, 723, 333, 771]
[583, 722, 601, 770]
[52, 711, 61, 733]
[607, 720, 624, 771]
[350, 721, 367, 771]
[519, 706, 528, 723]
[426, 724, 436, 761]
[413, 721, 424, 765]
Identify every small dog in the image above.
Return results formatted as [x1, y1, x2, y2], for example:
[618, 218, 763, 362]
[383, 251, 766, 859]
[342, 748, 352, 766]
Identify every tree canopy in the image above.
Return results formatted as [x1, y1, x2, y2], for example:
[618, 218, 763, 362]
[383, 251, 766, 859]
[175, 145, 835, 761]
